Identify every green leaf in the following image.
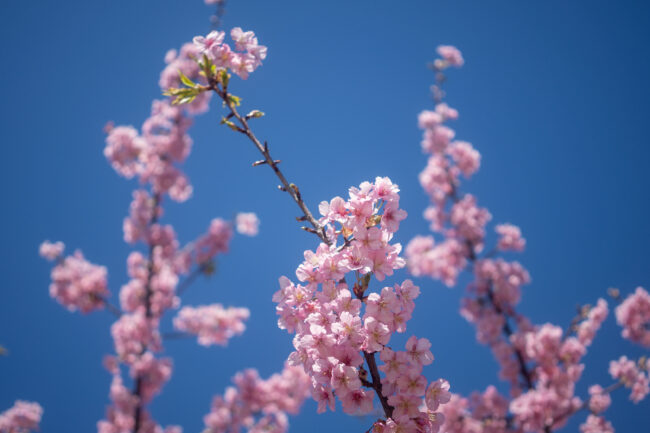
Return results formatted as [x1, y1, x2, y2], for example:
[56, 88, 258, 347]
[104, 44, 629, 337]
[164, 87, 200, 105]
[220, 69, 230, 87]
[228, 94, 242, 107]
[178, 70, 196, 88]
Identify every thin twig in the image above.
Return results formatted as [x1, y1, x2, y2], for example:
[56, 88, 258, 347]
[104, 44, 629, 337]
[176, 264, 207, 297]
[102, 298, 123, 318]
[209, 82, 329, 245]
[162, 331, 193, 340]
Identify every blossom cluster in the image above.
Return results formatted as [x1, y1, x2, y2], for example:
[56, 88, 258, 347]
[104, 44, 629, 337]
[609, 356, 650, 403]
[437, 386, 510, 433]
[39, 241, 109, 313]
[203, 363, 310, 433]
[0, 401, 42, 433]
[193, 28, 267, 80]
[173, 304, 250, 346]
[615, 286, 650, 347]
[406, 88, 485, 286]
[273, 177, 451, 432]
[104, 100, 193, 202]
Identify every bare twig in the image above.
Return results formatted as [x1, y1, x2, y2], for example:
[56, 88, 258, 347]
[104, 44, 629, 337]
[209, 82, 330, 245]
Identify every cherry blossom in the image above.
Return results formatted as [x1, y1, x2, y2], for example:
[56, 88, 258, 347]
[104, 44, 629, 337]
[0, 401, 42, 433]
[235, 212, 260, 236]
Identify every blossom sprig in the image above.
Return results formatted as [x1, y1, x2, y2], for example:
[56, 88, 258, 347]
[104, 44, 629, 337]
[40, 35, 265, 433]
[407, 46, 649, 433]
[164, 28, 267, 107]
[273, 177, 452, 432]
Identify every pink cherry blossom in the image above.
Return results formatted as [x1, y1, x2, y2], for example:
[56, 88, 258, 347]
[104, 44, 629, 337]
[436, 45, 464, 67]
[173, 304, 250, 346]
[580, 415, 614, 433]
[235, 212, 260, 236]
[203, 363, 310, 433]
[425, 379, 451, 411]
[615, 286, 650, 347]
[38, 240, 64, 261]
[0, 401, 43, 433]
[587, 384, 612, 414]
[495, 223, 526, 252]
[405, 336, 434, 366]
[45, 249, 109, 313]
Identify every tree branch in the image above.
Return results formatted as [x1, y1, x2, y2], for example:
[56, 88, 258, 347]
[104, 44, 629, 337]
[209, 82, 329, 245]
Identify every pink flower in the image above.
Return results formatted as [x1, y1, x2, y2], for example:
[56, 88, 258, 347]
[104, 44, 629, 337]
[609, 356, 649, 403]
[396, 371, 427, 396]
[331, 364, 361, 396]
[129, 352, 173, 403]
[193, 30, 225, 55]
[104, 126, 145, 178]
[436, 45, 464, 67]
[387, 394, 421, 419]
[449, 141, 480, 178]
[495, 224, 526, 252]
[46, 250, 109, 313]
[587, 384, 611, 414]
[615, 287, 650, 347]
[405, 336, 434, 366]
[173, 304, 250, 346]
[193, 218, 233, 264]
[340, 388, 374, 414]
[235, 212, 260, 236]
[580, 415, 614, 433]
[379, 347, 409, 382]
[204, 362, 310, 433]
[0, 401, 43, 433]
[39, 240, 64, 261]
[425, 379, 451, 411]
[363, 317, 391, 352]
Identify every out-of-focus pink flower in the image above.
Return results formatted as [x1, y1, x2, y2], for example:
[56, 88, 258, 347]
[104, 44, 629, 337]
[615, 287, 650, 347]
[436, 45, 464, 67]
[39, 240, 64, 261]
[0, 401, 43, 433]
[235, 212, 260, 236]
[173, 304, 250, 346]
[45, 249, 109, 313]
[495, 224, 526, 252]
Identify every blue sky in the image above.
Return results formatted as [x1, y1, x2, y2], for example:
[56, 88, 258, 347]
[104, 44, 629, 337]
[0, 0, 649, 432]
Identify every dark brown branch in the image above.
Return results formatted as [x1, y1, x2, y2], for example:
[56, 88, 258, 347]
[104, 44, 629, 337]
[133, 193, 162, 433]
[363, 351, 393, 419]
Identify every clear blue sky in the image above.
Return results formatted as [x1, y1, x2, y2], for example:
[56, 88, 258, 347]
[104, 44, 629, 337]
[1, 0, 648, 432]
